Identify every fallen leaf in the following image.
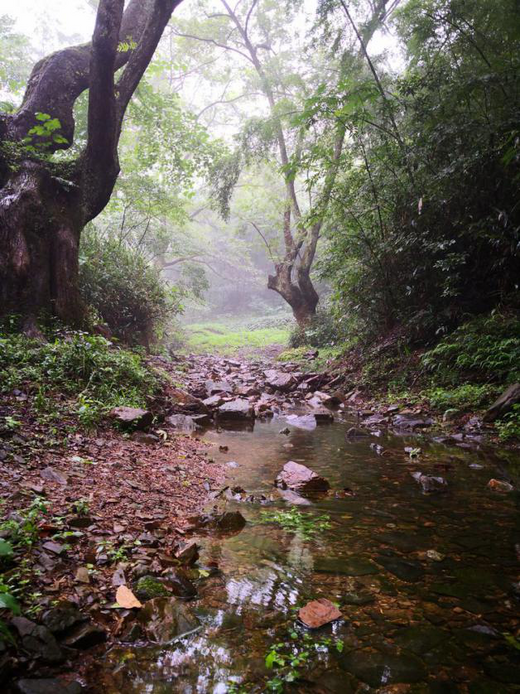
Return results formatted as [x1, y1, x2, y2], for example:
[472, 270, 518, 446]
[298, 598, 342, 629]
[115, 585, 142, 609]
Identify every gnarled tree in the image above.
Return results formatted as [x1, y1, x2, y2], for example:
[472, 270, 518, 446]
[0, 0, 182, 332]
[173, 0, 393, 326]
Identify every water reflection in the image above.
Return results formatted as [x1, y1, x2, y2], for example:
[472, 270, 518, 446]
[89, 415, 520, 692]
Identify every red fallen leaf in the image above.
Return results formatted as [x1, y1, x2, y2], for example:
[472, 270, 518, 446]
[298, 598, 342, 629]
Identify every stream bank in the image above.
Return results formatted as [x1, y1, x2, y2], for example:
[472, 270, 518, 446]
[2, 353, 520, 692]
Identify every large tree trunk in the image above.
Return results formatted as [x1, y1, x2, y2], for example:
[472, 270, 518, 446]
[0, 162, 83, 330]
[0, 0, 181, 332]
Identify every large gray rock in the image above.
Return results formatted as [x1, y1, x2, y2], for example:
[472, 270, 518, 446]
[109, 407, 152, 430]
[484, 383, 520, 422]
[275, 461, 330, 495]
[11, 617, 64, 663]
[264, 370, 295, 392]
[217, 398, 255, 420]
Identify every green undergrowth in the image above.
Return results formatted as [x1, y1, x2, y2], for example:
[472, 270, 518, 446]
[0, 328, 161, 429]
[277, 345, 344, 371]
[184, 319, 290, 354]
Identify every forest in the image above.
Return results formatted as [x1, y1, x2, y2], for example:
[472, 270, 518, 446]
[0, 0, 519, 692]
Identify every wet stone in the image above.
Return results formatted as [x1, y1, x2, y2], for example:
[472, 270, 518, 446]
[338, 649, 427, 687]
[136, 598, 200, 644]
[394, 626, 448, 655]
[15, 680, 83, 694]
[375, 555, 425, 582]
[275, 461, 330, 495]
[315, 557, 379, 576]
[11, 617, 63, 663]
[342, 591, 375, 606]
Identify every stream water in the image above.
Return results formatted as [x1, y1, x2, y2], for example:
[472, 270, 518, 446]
[91, 411, 520, 693]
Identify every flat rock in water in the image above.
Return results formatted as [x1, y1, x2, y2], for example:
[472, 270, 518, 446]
[109, 406, 152, 430]
[315, 556, 379, 576]
[137, 597, 199, 644]
[277, 488, 312, 506]
[285, 414, 316, 431]
[275, 461, 330, 495]
[411, 471, 447, 494]
[217, 399, 255, 420]
[375, 555, 424, 582]
[339, 650, 426, 687]
[298, 598, 342, 628]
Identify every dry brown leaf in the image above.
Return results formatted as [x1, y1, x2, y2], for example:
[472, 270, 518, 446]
[298, 598, 342, 628]
[116, 585, 142, 609]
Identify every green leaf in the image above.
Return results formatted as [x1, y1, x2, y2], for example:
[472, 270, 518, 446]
[35, 112, 51, 121]
[0, 540, 13, 558]
[0, 592, 21, 614]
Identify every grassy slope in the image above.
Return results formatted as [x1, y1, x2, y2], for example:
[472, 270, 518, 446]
[184, 320, 290, 355]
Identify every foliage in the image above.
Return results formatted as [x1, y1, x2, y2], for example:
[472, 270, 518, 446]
[80, 231, 182, 347]
[264, 628, 343, 692]
[289, 308, 343, 349]
[496, 405, 520, 442]
[422, 314, 520, 385]
[425, 384, 498, 412]
[258, 508, 331, 540]
[0, 329, 159, 427]
[312, 0, 520, 344]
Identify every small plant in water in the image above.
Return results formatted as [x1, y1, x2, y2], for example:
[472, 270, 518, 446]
[264, 629, 343, 692]
[258, 508, 331, 539]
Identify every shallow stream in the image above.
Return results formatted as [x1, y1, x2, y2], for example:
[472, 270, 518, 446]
[92, 412, 520, 692]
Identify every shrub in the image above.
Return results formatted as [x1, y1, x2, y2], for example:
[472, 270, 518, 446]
[421, 313, 520, 385]
[289, 308, 342, 348]
[496, 405, 520, 441]
[0, 330, 159, 427]
[425, 384, 499, 412]
[79, 232, 181, 347]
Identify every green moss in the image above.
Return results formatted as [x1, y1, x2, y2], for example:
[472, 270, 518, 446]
[134, 575, 169, 600]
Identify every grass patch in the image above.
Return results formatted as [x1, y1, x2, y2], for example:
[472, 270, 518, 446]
[185, 320, 290, 355]
[0, 329, 160, 428]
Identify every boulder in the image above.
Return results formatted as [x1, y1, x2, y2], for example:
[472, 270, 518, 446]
[275, 461, 330, 495]
[217, 399, 255, 420]
[130, 431, 160, 445]
[393, 414, 433, 431]
[264, 370, 295, 392]
[203, 394, 225, 408]
[109, 407, 152, 430]
[167, 387, 210, 415]
[484, 383, 520, 422]
[11, 617, 63, 663]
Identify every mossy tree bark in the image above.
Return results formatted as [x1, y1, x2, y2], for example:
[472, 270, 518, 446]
[0, 0, 181, 332]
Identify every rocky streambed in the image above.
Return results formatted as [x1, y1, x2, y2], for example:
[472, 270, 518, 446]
[4, 354, 520, 692]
